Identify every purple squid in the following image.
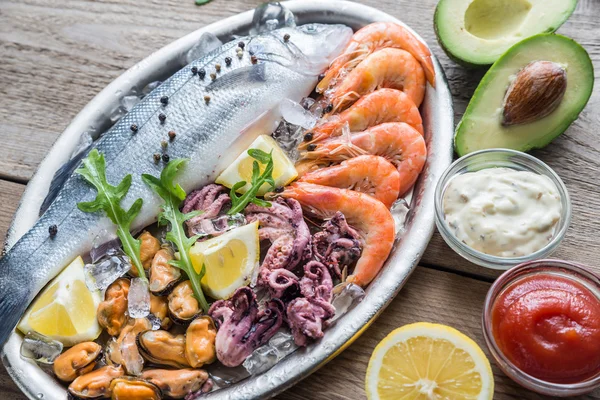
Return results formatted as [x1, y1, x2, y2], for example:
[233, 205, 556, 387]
[312, 211, 362, 278]
[245, 197, 312, 279]
[208, 287, 284, 367]
[286, 261, 336, 346]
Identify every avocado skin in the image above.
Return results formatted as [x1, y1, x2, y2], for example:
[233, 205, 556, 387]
[434, 0, 577, 67]
[454, 34, 594, 156]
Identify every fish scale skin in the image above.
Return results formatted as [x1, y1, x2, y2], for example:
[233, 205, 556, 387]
[0, 24, 353, 347]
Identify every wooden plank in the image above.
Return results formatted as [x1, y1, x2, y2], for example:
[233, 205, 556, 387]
[0, 267, 597, 399]
[0, 180, 24, 247]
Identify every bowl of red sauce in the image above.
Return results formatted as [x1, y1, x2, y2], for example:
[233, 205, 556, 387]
[483, 259, 600, 396]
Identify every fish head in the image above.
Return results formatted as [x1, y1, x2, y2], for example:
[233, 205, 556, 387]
[276, 24, 353, 75]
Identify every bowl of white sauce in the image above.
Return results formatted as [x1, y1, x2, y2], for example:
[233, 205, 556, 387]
[434, 148, 571, 269]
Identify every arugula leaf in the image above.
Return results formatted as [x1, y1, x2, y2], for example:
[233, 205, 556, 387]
[227, 149, 275, 215]
[76, 149, 146, 280]
[142, 159, 210, 312]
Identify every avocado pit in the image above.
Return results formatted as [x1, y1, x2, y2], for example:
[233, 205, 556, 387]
[502, 61, 567, 126]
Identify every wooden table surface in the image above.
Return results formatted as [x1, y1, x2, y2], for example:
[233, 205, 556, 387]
[0, 0, 599, 398]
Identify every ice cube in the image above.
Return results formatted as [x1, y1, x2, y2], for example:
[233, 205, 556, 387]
[243, 330, 298, 375]
[84, 254, 131, 292]
[142, 81, 162, 97]
[120, 95, 140, 112]
[329, 282, 366, 324]
[391, 198, 410, 237]
[20, 331, 63, 364]
[108, 106, 126, 124]
[71, 131, 93, 159]
[128, 278, 151, 318]
[271, 121, 302, 163]
[206, 363, 250, 390]
[90, 230, 121, 263]
[250, 2, 295, 34]
[194, 214, 247, 238]
[184, 32, 223, 65]
[280, 99, 318, 130]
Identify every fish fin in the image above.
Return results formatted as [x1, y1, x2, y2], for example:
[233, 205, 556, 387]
[206, 63, 266, 91]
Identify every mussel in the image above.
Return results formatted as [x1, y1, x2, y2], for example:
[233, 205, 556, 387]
[168, 281, 200, 324]
[109, 377, 161, 400]
[106, 318, 151, 376]
[68, 365, 124, 399]
[148, 247, 181, 295]
[97, 278, 130, 336]
[131, 231, 160, 276]
[137, 330, 190, 368]
[150, 293, 172, 330]
[185, 316, 217, 368]
[141, 369, 209, 399]
[54, 342, 102, 382]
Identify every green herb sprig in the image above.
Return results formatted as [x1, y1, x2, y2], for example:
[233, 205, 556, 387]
[76, 149, 147, 280]
[142, 159, 209, 312]
[228, 149, 275, 215]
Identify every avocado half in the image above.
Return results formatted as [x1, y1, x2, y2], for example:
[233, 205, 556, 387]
[455, 34, 593, 156]
[435, 0, 577, 67]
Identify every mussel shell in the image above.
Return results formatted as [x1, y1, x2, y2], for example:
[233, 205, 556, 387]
[148, 248, 181, 296]
[185, 316, 217, 368]
[97, 278, 130, 337]
[167, 281, 200, 325]
[54, 342, 103, 382]
[141, 369, 208, 399]
[136, 330, 190, 368]
[68, 365, 124, 399]
[109, 377, 161, 400]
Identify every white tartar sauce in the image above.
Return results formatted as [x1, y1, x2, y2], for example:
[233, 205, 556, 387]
[442, 168, 562, 257]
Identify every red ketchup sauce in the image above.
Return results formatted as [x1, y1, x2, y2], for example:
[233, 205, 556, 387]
[492, 273, 600, 383]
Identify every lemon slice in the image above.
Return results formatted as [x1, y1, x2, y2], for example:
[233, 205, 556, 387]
[189, 221, 259, 300]
[366, 322, 494, 400]
[216, 135, 297, 196]
[18, 256, 102, 347]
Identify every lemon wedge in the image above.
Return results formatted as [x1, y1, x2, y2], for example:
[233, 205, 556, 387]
[216, 135, 297, 196]
[18, 256, 102, 347]
[365, 322, 494, 400]
[189, 221, 259, 300]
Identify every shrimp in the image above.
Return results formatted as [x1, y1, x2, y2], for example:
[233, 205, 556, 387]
[280, 182, 395, 287]
[299, 89, 422, 150]
[317, 22, 435, 93]
[327, 48, 426, 111]
[298, 155, 400, 208]
[297, 122, 426, 196]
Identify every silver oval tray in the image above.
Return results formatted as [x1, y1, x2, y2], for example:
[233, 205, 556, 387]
[2, 1, 454, 399]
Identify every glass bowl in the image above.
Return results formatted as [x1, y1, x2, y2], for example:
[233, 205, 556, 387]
[482, 259, 600, 396]
[434, 148, 572, 270]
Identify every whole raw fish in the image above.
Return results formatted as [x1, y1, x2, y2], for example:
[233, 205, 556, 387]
[0, 24, 353, 346]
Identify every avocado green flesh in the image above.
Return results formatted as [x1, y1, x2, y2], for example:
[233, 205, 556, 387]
[455, 34, 594, 156]
[435, 0, 577, 66]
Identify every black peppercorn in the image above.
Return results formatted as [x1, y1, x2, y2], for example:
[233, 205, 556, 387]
[160, 96, 169, 105]
[238, 41, 245, 49]
[225, 56, 232, 66]
[198, 69, 206, 79]
[130, 124, 138, 133]
[191, 66, 198, 75]
[158, 113, 166, 123]
[48, 224, 58, 238]
[153, 153, 161, 163]
[283, 33, 290, 42]
[162, 154, 170, 163]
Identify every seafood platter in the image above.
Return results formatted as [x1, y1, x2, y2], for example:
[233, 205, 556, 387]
[1, 1, 454, 399]
[3, 0, 598, 398]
